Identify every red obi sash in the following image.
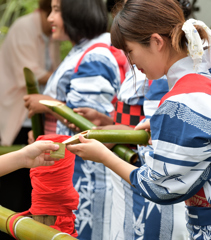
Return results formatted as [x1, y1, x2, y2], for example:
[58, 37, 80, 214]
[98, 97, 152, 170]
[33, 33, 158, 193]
[185, 187, 211, 207]
[113, 101, 145, 128]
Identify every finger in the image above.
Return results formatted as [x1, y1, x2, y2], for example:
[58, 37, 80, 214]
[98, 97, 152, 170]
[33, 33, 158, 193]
[24, 101, 30, 108]
[92, 126, 103, 130]
[68, 123, 76, 129]
[36, 141, 60, 152]
[78, 134, 89, 143]
[134, 122, 148, 130]
[28, 111, 33, 118]
[23, 95, 29, 101]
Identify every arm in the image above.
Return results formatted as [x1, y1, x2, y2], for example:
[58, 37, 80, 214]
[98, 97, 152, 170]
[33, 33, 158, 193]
[66, 135, 137, 184]
[0, 141, 59, 176]
[38, 71, 53, 85]
[67, 96, 211, 205]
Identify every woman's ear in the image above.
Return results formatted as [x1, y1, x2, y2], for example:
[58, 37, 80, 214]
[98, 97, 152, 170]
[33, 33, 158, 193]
[150, 33, 164, 52]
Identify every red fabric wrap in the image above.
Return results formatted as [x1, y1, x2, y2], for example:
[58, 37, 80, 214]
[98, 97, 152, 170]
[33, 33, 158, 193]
[185, 188, 211, 207]
[113, 101, 145, 128]
[29, 134, 79, 237]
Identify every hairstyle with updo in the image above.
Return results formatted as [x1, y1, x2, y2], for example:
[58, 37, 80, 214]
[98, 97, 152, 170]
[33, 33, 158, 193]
[61, 0, 108, 44]
[111, 0, 209, 56]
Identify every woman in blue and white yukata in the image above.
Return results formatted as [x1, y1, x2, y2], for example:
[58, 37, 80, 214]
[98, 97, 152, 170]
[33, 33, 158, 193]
[24, 0, 127, 239]
[66, 0, 211, 239]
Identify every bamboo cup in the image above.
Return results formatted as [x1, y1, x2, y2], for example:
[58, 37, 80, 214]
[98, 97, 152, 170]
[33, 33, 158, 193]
[39, 100, 139, 163]
[24, 67, 44, 140]
[50, 142, 65, 159]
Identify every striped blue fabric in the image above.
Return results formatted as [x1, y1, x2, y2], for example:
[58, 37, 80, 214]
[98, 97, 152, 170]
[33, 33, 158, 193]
[132, 55, 211, 237]
[44, 33, 121, 240]
[110, 66, 188, 240]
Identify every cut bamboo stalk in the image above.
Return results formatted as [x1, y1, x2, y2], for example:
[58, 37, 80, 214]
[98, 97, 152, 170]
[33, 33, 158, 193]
[62, 130, 150, 145]
[39, 100, 139, 163]
[0, 206, 77, 240]
[24, 67, 44, 140]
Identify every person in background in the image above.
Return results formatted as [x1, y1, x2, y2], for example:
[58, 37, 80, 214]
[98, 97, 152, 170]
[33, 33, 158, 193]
[0, 1, 60, 239]
[24, 0, 126, 239]
[0, 0, 60, 146]
[66, 0, 211, 239]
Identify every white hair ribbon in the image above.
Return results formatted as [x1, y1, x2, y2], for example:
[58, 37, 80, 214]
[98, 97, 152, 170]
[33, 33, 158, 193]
[182, 18, 211, 69]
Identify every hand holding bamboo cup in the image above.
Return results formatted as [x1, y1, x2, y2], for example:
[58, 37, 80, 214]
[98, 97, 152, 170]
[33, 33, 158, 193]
[39, 100, 150, 164]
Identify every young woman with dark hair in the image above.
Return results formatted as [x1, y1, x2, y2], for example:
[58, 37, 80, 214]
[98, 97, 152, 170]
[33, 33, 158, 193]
[24, 0, 127, 239]
[66, 0, 211, 238]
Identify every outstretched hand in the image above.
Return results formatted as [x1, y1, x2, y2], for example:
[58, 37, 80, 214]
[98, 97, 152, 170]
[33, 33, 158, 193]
[0, 141, 60, 177]
[66, 135, 110, 162]
[22, 140, 60, 168]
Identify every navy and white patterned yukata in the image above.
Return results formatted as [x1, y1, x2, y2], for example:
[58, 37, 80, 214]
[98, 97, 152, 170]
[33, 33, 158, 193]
[44, 32, 121, 240]
[110, 66, 188, 240]
[132, 52, 211, 240]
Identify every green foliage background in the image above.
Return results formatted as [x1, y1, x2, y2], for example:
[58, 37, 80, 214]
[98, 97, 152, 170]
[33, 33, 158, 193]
[0, 0, 71, 59]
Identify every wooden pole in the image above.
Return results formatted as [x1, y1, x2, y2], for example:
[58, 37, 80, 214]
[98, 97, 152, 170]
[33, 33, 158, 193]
[39, 100, 139, 163]
[0, 206, 77, 240]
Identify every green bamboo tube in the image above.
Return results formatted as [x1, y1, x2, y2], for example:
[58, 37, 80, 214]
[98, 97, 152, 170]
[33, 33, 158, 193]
[0, 145, 24, 155]
[24, 67, 44, 140]
[40, 100, 95, 130]
[63, 130, 150, 145]
[39, 100, 138, 163]
[0, 206, 77, 240]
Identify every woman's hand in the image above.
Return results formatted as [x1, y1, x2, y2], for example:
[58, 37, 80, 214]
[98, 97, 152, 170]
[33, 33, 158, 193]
[23, 94, 52, 118]
[0, 141, 60, 176]
[135, 119, 152, 145]
[66, 135, 110, 163]
[22, 140, 60, 168]
[63, 107, 113, 132]
[63, 107, 101, 132]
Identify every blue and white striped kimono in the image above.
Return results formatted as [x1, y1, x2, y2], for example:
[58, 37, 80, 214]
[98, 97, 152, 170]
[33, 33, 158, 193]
[133, 54, 211, 240]
[44, 32, 121, 240]
[110, 66, 188, 240]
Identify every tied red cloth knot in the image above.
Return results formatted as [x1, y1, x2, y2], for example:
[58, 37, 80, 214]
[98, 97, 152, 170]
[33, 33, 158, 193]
[30, 134, 79, 237]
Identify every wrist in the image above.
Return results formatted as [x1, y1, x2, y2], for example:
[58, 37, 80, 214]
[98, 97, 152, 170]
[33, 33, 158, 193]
[15, 149, 27, 169]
